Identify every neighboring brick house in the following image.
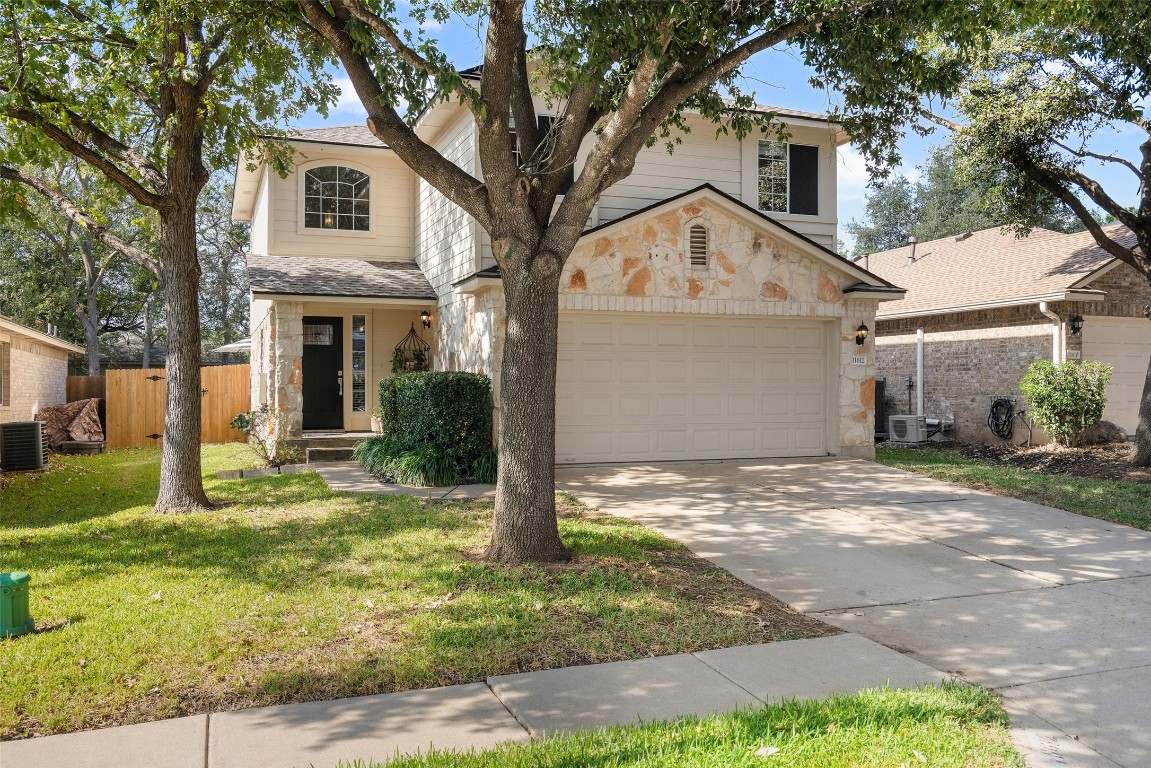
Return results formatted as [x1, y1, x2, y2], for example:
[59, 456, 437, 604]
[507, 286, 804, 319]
[232, 82, 907, 462]
[867, 226, 1151, 443]
[0, 315, 85, 424]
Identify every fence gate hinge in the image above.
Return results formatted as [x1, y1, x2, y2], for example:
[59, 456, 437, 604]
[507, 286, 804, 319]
[146, 433, 163, 440]
[201, 388, 209, 397]
[146, 375, 164, 382]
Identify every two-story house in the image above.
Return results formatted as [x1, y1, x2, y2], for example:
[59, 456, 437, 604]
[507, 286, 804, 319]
[231, 88, 905, 463]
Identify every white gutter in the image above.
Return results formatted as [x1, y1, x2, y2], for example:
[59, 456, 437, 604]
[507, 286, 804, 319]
[1038, 301, 1062, 363]
[916, 328, 925, 417]
[878, 290, 1105, 320]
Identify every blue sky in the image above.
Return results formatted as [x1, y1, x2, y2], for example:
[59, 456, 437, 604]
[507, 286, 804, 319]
[290, 22, 1143, 256]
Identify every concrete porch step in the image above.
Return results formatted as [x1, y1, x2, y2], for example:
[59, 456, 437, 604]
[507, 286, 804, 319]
[306, 446, 357, 463]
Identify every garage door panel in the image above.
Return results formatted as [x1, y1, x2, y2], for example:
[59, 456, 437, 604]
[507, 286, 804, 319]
[556, 313, 830, 463]
[1083, 317, 1150, 434]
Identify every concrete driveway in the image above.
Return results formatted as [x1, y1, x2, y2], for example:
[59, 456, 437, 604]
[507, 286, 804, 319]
[555, 457, 1151, 768]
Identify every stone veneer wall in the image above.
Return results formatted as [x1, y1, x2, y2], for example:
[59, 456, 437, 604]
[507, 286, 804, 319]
[249, 299, 304, 438]
[554, 198, 878, 458]
[437, 290, 505, 430]
[0, 336, 71, 424]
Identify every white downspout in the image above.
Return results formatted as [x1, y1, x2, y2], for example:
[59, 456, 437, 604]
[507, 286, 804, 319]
[916, 328, 925, 417]
[1038, 302, 1062, 363]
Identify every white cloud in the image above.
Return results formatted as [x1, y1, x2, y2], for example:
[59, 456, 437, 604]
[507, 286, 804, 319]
[836, 145, 871, 203]
[331, 77, 368, 117]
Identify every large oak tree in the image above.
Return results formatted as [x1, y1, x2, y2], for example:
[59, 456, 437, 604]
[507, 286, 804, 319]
[0, 0, 331, 510]
[283, 0, 997, 561]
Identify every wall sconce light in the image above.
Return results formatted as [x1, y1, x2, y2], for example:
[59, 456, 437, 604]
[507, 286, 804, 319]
[855, 322, 869, 346]
[1069, 315, 1084, 335]
[420, 309, 432, 329]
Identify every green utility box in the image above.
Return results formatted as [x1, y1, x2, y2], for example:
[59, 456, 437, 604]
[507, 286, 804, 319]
[1, 572, 33, 638]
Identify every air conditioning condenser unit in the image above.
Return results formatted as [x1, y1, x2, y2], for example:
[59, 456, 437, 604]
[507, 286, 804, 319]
[888, 415, 928, 443]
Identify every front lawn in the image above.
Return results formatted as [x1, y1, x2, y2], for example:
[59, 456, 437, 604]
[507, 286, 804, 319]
[0, 445, 832, 739]
[876, 444, 1151, 531]
[368, 683, 1023, 768]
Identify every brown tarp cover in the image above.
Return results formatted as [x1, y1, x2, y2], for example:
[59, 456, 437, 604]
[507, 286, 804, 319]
[36, 398, 105, 449]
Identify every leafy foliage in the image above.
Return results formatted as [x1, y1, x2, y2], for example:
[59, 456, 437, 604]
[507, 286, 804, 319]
[356, 372, 495, 486]
[230, 406, 304, 467]
[1019, 361, 1113, 447]
[847, 146, 1087, 255]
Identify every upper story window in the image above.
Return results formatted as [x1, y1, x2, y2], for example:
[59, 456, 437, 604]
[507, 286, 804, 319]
[303, 166, 370, 231]
[758, 141, 819, 216]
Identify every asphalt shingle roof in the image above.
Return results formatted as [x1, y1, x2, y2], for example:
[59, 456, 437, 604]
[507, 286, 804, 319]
[283, 126, 386, 148]
[866, 225, 1135, 317]
[247, 255, 436, 300]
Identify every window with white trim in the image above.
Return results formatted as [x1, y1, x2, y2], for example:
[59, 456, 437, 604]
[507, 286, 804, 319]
[303, 166, 370, 231]
[688, 224, 709, 268]
[757, 140, 819, 216]
[351, 314, 367, 412]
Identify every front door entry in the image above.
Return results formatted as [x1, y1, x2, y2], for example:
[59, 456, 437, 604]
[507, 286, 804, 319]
[302, 316, 344, 430]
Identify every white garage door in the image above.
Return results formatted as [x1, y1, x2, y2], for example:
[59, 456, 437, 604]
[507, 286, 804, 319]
[555, 313, 831, 464]
[1083, 317, 1150, 435]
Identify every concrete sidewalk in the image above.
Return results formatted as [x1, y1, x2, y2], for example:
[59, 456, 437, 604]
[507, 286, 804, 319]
[315, 461, 496, 500]
[2, 633, 945, 768]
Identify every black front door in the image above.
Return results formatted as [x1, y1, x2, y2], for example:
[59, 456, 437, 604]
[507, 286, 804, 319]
[302, 316, 343, 430]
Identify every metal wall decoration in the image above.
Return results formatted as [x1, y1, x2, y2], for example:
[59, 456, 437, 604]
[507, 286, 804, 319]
[392, 323, 431, 373]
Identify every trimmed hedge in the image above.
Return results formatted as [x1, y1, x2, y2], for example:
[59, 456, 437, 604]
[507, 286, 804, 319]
[355, 372, 496, 486]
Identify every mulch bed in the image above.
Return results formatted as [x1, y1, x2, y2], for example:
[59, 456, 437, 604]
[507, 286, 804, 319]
[950, 441, 1151, 485]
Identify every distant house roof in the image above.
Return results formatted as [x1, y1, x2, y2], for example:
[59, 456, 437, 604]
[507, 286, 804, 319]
[865, 225, 1136, 319]
[0, 315, 85, 354]
[247, 255, 436, 301]
[281, 126, 387, 148]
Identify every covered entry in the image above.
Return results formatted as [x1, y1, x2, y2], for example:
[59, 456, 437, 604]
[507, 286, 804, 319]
[555, 313, 832, 464]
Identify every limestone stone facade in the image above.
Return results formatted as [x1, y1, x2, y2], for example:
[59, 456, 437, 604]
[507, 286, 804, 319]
[545, 197, 881, 459]
[250, 299, 305, 438]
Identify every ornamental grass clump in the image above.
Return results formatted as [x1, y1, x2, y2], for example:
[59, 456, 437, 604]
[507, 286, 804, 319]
[355, 372, 496, 486]
[1019, 360, 1112, 447]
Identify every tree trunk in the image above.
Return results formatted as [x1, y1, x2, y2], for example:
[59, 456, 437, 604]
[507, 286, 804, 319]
[142, 295, 153, 370]
[1133, 348, 1151, 466]
[153, 199, 210, 512]
[84, 284, 101, 376]
[486, 246, 570, 563]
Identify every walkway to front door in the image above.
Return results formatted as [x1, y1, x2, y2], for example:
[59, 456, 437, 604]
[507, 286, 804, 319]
[302, 315, 343, 430]
[556, 458, 1151, 768]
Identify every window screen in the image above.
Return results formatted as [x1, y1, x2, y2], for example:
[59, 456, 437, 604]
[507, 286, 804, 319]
[758, 141, 818, 216]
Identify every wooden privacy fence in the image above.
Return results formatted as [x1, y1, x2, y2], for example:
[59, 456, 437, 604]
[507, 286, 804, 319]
[104, 364, 250, 448]
[66, 375, 106, 402]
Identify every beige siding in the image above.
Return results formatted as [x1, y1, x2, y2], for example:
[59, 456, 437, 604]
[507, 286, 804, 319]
[249, 167, 270, 255]
[415, 116, 478, 297]
[0, 331, 71, 424]
[597, 117, 743, 223]
[268, 146, 413, 261]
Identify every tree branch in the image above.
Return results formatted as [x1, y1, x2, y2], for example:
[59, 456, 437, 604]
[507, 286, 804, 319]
[1, 166, 160, 275]
[1053, 139, 1143, 179]
[295, 0, 491, 228]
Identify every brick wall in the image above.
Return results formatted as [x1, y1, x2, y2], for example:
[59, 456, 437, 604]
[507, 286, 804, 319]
[876, 308, 1052, 445]
[0, 336, 71, 424]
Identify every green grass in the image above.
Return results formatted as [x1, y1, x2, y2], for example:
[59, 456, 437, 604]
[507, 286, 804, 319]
[0, 445, 829, 739]
[876, 445, 1151, 530]
[361, 683, 1023, 768]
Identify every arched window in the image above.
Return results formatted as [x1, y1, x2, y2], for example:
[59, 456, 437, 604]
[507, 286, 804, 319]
[303, 166, 370, 231]
[688, 224, 709, 268]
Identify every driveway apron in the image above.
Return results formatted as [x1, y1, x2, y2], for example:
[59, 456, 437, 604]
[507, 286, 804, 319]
[556, 458, 1151, 768]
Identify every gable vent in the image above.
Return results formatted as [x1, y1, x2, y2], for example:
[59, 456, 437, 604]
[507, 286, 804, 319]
[688, 224, 708, 267]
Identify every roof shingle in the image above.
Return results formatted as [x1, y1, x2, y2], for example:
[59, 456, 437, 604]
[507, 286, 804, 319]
[865, 225, 1135, 317]
[282, 126, 386, 148]
[247, 255, 435, 300]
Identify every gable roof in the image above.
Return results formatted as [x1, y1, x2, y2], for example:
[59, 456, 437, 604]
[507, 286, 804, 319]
[584, 183, 904, 293]
[247, 255, 436, 301]
[0, 315, 85, 354]
[866, 225, 1136, 319]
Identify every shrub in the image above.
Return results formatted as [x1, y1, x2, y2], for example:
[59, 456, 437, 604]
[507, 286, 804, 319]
[358, 372, 495, 486]
[229, 406, 303, 467]
[1019, 360, 1113, 447]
